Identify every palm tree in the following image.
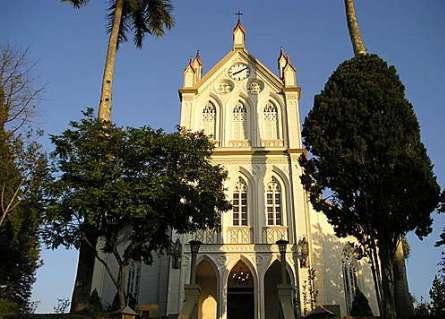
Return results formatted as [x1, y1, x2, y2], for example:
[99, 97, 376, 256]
[62, 0, 174, 122]
[344, 0, 367, 56]
[61, 0, 174, 311]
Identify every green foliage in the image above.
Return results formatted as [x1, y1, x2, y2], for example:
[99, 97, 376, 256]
[429, 276, 445, 318]
[300, 53, 440, 319]
[0, 129, 47, 312]
[0, 298, 20, 315]
[53, 298, 71, 314]
[435, 191, 445, 250]
[350, 288, 373, 316]
[300, 54, 440, 247]
[302, 267, 319, 315]
[62, 0, 174, 48]
[413, 296, 430, 317]
[43, 108, 231, 304]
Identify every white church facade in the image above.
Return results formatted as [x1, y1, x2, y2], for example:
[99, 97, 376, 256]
[91, 21, 379, 319]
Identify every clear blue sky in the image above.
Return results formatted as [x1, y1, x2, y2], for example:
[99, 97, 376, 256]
[2, 0, 444, 313]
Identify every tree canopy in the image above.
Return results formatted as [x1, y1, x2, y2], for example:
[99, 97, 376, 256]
[300, 54, 440, 246]
[0, 47, 48, 313]
[300, 53, 441, 319]
[43, 109, 231, 306]
[0, 129, 48, 313]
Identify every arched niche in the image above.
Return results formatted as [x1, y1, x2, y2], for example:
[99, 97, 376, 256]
[263, 260, 292, 319]
[196, 258, 219, 319]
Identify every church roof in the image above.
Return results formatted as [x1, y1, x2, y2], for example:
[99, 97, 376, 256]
[233, 18, 247, 34]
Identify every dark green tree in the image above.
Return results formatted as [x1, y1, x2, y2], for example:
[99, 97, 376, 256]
[413, 296, 430, 318]
[43, 109, 230, 308]
[429, 276, 445, 318]
[0, 46, 47, 314]
[299, 53, 441, 319]
[435, 191, 445, 265]
[350, 288, 373, 316]
[0, 130, 47, 313]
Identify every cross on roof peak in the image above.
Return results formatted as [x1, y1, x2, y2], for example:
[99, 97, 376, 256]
[235, 10, 243, 22]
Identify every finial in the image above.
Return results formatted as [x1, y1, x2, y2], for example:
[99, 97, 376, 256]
[192, 50, 202, 67]
[235, 10, 243, 23]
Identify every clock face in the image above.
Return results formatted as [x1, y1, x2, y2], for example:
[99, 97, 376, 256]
[228, 63, 250, 81]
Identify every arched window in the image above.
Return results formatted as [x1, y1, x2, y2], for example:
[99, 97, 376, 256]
[127, 261, 141, 303]
[202, 102, 216, 138]
[232, 103, 248, 140]
[232, 177, 248, 226]
[263, 102, 279, 140]
[342, 243, 358, 313]
[266, 177, 282, 226]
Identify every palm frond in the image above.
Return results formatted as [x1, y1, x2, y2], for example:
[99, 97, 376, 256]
[130, 2, 149, 47]
[105, 0, 174, 49]
[106, 1, 131, 48]
[143, 0, 175, 38]
[60, 0, 90, 9]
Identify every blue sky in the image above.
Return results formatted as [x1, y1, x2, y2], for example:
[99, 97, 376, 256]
[1, 0, 444, 313]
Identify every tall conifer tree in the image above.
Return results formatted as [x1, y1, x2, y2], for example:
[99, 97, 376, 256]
[300, 2, 441, 318]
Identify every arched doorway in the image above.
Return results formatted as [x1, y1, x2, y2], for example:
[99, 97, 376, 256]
[227, 260, 254, 319]
[196, 259, 218, 319]
[264, 260, 291, 319]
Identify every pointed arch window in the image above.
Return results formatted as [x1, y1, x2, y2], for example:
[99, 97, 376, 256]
[263, 102, 279, 140]
[266, 177, 282, 226]
[202, 102, 216, 138]
[232, 103, 248, 140]
[127, 260, 141, 303]
[342, 243, 359, 313]
[232, 177, 248, 226]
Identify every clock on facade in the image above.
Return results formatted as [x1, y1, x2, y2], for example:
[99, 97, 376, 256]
[228, 63, 250, 80]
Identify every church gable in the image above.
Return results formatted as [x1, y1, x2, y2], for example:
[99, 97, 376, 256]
[179, 18, 301, 150]
[194, 50, 285, 95]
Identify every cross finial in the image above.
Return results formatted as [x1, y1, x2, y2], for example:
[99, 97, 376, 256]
[235, 10, 243, 22]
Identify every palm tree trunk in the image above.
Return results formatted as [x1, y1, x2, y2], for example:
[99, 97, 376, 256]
[98, 0, 124, 122]
[344, 0, 367, 56]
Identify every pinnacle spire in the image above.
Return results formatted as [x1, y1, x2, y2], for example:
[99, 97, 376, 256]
[233, 11, 246, 49]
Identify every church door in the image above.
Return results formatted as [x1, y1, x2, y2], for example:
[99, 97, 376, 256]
[227, 260, 254, 319]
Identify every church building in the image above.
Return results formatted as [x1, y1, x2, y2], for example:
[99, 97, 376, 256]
[90, 20, 379, 319]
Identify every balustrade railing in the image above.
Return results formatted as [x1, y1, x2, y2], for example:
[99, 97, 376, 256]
[225, 226, 253, 244]
[262, 226, 288, 244]
[182, 228, 220, 244]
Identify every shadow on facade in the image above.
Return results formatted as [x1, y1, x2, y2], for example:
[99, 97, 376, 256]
[311, 223, 379, 316]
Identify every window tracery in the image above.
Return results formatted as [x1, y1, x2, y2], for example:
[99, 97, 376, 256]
[232, 103, 248, 141]
[342, 243, 359, 313]
[263, 102, 279, 140]
[232, 177, 248, 226]
[127, 260, 141, 303]
[266, 177, 282, 226]
[202, 102, 216, 137]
